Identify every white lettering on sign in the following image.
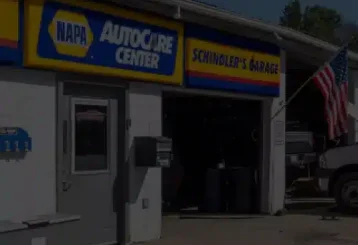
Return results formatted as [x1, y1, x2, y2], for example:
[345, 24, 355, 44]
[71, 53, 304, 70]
[99, 20, 174, 69]
[115, 47, 159, 69]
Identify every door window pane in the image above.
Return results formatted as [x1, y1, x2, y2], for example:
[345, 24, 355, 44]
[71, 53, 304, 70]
[74, 104, 108, 172]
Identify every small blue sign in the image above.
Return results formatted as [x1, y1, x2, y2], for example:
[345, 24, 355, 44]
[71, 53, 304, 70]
[0, 127, 32, 152]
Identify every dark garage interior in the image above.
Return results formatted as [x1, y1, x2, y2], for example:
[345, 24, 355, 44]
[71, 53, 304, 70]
[162, 92, 262, 214]
[161, 57, 345, 213]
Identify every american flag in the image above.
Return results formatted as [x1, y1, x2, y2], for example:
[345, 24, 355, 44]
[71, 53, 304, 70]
[313, 47, 349, 140]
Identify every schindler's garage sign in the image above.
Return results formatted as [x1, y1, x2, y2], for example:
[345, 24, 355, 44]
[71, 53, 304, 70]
[185, 24, 281, 97]
[24, 0, 184, 85]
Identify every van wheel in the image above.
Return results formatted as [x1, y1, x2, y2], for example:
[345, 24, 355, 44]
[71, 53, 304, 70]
[334, 173, 358, 213]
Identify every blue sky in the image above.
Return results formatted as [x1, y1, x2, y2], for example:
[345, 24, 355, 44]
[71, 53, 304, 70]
[199, 0, 358, 24]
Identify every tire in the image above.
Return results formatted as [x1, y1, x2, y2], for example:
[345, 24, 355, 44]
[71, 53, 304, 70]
[333, 172, 358, 213]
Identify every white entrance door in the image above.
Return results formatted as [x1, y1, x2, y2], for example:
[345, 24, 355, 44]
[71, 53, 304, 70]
[59, 95, 119, 244]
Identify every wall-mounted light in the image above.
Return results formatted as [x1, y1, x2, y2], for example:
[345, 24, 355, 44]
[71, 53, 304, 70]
[173, 5, 181, 19]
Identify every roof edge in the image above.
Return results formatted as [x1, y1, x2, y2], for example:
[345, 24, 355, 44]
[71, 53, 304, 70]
[145, 0, 358, 62]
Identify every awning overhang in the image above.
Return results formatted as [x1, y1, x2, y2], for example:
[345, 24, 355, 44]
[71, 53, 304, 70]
[111, 0, 358, 68]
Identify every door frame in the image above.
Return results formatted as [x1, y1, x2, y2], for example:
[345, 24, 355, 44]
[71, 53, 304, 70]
[56, 77, 128, 244]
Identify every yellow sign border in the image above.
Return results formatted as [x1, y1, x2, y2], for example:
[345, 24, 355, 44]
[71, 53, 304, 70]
[185, 38, 280, 84]
[0, 0, 18, 43]
[23, 0, 184, 85]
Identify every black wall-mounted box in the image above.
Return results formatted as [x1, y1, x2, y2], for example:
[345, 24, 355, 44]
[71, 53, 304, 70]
[133, 136, 172, 167]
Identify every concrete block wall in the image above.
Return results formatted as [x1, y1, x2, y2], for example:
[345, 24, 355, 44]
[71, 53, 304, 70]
[0, 67, 56, 222]
[127, 82, 162, 242]
[268, 50, 286, 214]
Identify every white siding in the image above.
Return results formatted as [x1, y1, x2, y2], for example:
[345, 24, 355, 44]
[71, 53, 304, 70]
[355, 88, 358, 142]
[127, 82, 162, 242]
[268, 50, 286, 214]
[0, 67, 56, 222]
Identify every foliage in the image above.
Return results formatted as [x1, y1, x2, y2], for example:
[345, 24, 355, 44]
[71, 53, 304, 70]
[279, 0, 358, 51]
[280, 0, 302, 31]
[301, 5, 342, 43]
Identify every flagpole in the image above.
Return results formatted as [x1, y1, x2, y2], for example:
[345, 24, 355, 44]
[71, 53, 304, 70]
[270, 69, 320, 120]
[271, 41, 350, 121]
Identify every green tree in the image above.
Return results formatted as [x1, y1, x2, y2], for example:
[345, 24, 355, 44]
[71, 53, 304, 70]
[337, 22, 358, 51]
[280, 0, 302, 30]
[301, 5, 342, 43]
[279, 0, 343, 45]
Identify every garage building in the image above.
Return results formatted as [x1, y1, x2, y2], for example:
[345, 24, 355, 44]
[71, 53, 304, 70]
[0, 0, 357, 245]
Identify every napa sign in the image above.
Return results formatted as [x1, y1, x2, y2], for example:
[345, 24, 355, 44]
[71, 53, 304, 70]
[24, 0, 184, 85]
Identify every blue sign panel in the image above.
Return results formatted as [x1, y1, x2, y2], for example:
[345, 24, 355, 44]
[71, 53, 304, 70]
[0, 127, 32, 152]
[24, 0, 184, 84]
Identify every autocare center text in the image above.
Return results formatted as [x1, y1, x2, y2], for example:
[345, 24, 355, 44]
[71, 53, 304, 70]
[100, 20, 173, 69]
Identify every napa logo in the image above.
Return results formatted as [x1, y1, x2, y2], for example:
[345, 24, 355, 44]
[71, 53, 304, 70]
[48, 10, 93, 58]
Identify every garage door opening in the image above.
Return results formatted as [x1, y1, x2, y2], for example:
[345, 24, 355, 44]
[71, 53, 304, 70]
[162, 91, 263, 214]
[284, 59, 328, 199]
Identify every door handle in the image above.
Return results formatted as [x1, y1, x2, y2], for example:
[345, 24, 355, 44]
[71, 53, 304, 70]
[63, 120, 67, 153]
[62, 180, 72, 192]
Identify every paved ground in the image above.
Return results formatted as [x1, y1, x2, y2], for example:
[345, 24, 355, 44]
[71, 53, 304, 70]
[144, 212, 358, 245]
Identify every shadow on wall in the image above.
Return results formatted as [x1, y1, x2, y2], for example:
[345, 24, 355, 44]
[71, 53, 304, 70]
[114, 84, 163, 210]
[0, 67, 55, 87]
[0, 152, 27, 161]
[113, 143, 148, 206]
